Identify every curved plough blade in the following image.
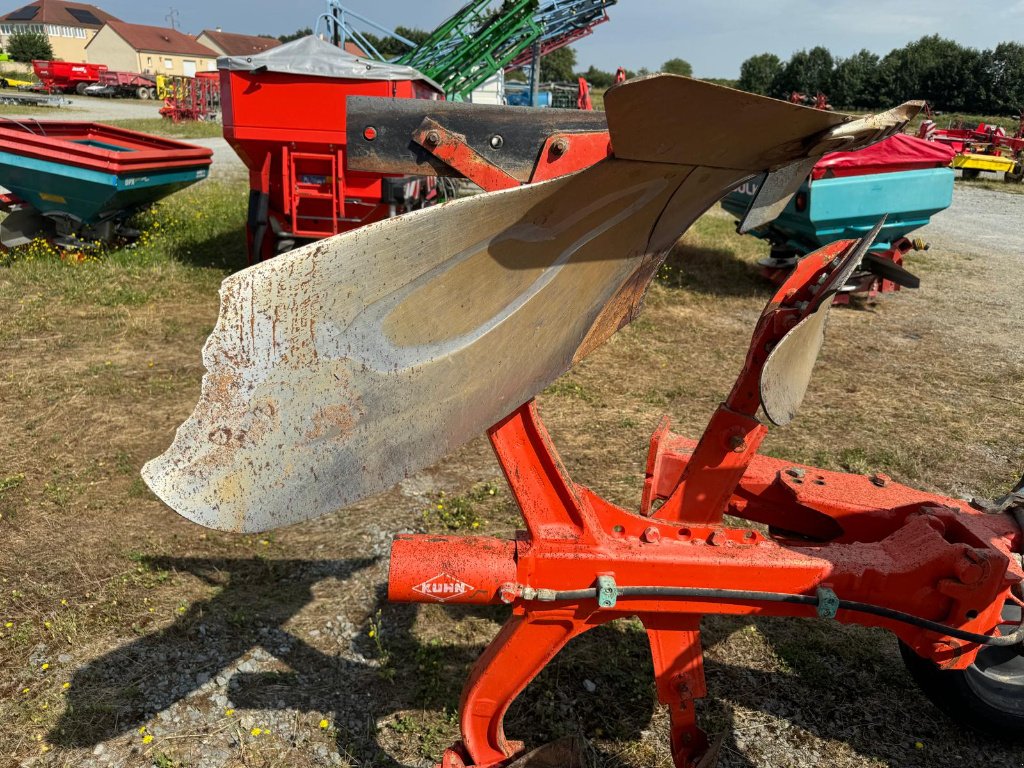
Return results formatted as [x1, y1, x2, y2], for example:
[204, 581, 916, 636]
[143, 76, 918, 532]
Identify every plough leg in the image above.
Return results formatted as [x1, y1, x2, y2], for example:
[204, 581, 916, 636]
[450, 610, 594, 767]
[644, 615, 712, 767]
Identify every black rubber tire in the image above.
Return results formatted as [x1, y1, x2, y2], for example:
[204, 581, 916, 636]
[961, 168, 981, 180]
[899, 608, 1024, 739]
[0, 79, 8, 89]
[75, 82, 89, 95]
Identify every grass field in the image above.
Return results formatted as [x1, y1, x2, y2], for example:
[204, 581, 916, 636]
[1, 179, 1022, 768]
[104, 118, 224, 139]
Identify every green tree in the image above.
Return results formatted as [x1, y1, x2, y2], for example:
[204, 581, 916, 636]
[985, 42, 1024, 112]
[7, 29, 52, 63]
[737, 53, 782, 95]
[540, 46, 576, 82]
[877, 36, 979, 112]
[278, 27, 312, 43]
[830, 49, 879, 109]
[661, 57, 692, 77]
[775, 46, 834, 96]
[577, 64, 614, 89]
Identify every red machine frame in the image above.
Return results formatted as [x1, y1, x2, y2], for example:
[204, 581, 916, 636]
[383, 119, 1024, 767]
[220, 64, 443, 263]
[31, 59, 107, 94]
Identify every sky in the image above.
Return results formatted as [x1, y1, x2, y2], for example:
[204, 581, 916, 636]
[94, 0, 1024, 78]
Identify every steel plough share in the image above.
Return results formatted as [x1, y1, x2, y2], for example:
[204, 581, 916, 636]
[142, 76, 918, 532]
[143, 76, 1024, 768]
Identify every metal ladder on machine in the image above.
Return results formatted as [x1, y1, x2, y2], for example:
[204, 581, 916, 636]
[316, 0, 618, 102]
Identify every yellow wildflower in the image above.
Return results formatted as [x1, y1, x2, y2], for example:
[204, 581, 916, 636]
[224, 708, 234, 717]
[22, 687, 29, 694]
[143, 734, 153, 744]
[250, 727, 262, 736]
[4, 621, 12, 628]
[40, 663, 49, 671]
[138, 726, 147, 734]
[62, 682, 71, 690]
[319, 719, 329, 729]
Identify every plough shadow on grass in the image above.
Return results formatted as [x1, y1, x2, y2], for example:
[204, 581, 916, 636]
[49, 556, 1004, 768]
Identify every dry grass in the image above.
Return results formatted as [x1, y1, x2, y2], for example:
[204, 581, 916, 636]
[1, 185, 1022, 767]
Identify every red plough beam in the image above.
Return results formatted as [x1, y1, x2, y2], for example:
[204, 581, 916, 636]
[382, 106, 1024, 768]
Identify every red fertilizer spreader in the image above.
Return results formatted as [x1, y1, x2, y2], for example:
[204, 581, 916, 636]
[217, 36, 444, 263]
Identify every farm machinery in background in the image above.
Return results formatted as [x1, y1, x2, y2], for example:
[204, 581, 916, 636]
[0, 121, 210, 251]
[721, 134, 955, 302]
[320, 0, 616, 103]
[84, 71, 158, 99]
[144, 77, 1024, 768]
[31, 59, 107, 94]
[918, 111, 1024, 182]
[158, 72, 221, 122]
[224, 0, 618, 263]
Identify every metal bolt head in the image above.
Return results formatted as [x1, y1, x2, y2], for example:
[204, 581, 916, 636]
[551, 137, 569, 155]
[786, 467, 805, 478]
[425, 130, 441, 146]
[642, 526, 661, 544]
[362, 126, 377, 141]
[728, 434, 746, 453]
[869, 472, 890, 487]
[489, 134, 504, 149]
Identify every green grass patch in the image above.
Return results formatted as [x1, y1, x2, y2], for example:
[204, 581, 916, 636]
[104, 117, 223, 139]
[0, 101, 75, 115]
[0, 180, 246, 312]
[958, 176, 1024, 195]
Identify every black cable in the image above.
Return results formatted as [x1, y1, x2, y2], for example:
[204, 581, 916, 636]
[540, 585, 1024, 647]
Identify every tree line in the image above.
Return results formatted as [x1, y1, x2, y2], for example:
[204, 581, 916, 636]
[738, 36, 1024, 114]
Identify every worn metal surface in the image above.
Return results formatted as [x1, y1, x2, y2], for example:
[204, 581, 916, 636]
[759, 220, 884, 426]
[345, 95, 608, 181]
[143, 76, 922, 533]
[605, 76, 921, 170]
[390, 397, 1019, 767]
[737, 156, 817, 233]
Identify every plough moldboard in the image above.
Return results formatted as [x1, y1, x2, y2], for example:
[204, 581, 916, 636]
[144, 76, 1024, 767]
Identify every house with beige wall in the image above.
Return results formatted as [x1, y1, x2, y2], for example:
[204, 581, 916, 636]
[0, 0, 117, 63]
[86, 20, 216, 76]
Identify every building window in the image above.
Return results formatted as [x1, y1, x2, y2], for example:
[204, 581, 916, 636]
[164, 58, 173, 69]
[147, 57, 152, 66]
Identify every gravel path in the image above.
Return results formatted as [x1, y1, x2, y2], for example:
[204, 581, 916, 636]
[921, 184, 1024, 257]
[5, 95, 164, 122]
[188, 136, 246, 180]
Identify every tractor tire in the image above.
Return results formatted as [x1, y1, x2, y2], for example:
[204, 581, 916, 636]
[75, 82, 89, 95]
[0, 79, 8, 89]
[899, 603, 1024, 738]
[137, 86, 151, 99]
[148, 87, 157, 100]
[961, 168, 981, 180]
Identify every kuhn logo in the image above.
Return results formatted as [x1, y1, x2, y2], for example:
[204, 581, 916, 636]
[413, 573, 474, 602]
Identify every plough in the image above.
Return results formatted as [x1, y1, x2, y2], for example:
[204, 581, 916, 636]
[143, 76, 1024, 766]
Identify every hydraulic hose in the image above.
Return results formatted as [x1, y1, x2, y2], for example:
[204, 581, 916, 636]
[538, 585, 1024, 647]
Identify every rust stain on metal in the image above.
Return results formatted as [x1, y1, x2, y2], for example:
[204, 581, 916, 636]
[142, 75, 920, 533]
